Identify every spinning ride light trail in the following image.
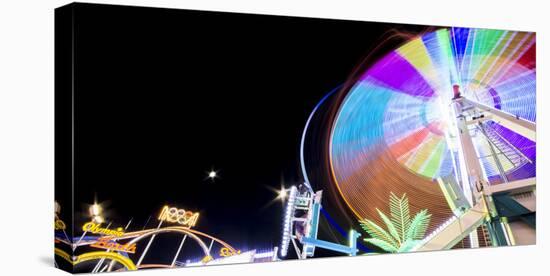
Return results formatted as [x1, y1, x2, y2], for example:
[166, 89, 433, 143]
[329, 28, 536, 235]
[298, 84, 373, 255]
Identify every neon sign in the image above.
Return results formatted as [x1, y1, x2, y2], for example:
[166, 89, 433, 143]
[54, 201, 66, 230]
[82, 222, 125, 237]
[158, 205, 199, 227]
[219, 247, 241, 257]
[55, 219, 66, 230]
[91, 238, 137, 254]
[55, 248, 137, 270]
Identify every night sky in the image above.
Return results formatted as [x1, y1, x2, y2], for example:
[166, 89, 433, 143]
[57, 3, 431, 264]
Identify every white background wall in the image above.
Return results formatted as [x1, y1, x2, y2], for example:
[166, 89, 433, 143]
[0, 0, 548, 275]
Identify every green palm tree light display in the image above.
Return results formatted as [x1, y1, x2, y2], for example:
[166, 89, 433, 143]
[359, 192, 432, 253]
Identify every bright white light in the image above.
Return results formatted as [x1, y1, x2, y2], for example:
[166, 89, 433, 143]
[277, 187, 287, 200]
[206, 169, 219, 181]
[89, 203, 102, 217]
[208, 171, 217, 178]
[92, 215, 104, 224]
[55, 201, 61, 214]
[280, 186, 298, 257]
[254, 251, 275, 258]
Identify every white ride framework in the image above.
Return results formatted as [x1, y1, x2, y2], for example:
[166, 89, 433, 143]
[280, 184, 360, 259]
[412, 87, 536, 251]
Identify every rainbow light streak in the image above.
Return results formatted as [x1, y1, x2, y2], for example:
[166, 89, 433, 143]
[329, 27, 536, 226]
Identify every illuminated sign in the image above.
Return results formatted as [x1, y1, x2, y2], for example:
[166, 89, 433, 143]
[55, 219, 66, 230]
[219, 247, 241, 257]
[201, 255, 214, 263]
[158, 205, 199, 227]
[91, 238, 137, 254]
[82, 222, 125, 237]
[55, 248, 137, 271]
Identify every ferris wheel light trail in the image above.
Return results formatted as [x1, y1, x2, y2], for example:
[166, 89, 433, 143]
[329, 27, 536, 232]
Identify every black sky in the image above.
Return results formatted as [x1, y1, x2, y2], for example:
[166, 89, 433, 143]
[61, 3, 428, 262]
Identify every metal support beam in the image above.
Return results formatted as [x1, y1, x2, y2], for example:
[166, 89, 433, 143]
[452, 98, 487, 205]
[431, 92, 537, 251]
[487, 177, 536, 195]
[415, 202, 487, 251]
[486, 219, 509, 246]
[463, 98, 535, 141]
[301, 236, 359, 256]
[302, 201, 321, 258]
[493, 194, 536, 228]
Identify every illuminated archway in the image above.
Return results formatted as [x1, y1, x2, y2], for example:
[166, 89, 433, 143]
[124, 226, 212, 259]
[117, 226, 239, 255]
[54, 248, 137, 271]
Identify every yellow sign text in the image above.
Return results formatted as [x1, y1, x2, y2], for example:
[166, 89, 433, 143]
[55, 219, 66, 230]
[82, 222, 125, 237]
[91, 238, 136, 254]
[158, 205, 199, 227]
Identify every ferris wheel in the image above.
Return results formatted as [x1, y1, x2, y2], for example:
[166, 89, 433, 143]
[296, 27, 536, 254]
